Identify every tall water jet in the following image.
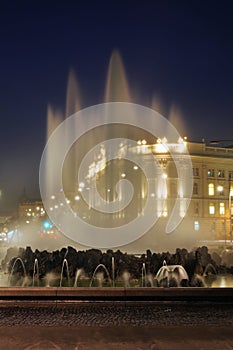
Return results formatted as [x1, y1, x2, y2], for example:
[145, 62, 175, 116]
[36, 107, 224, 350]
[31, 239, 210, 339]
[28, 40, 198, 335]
[105, 50, 131, 102]
[44, 106, 63, 201]
[152, 94, 166, 117]
[63, 69, 82, 194]
[141, 262, 147, 287]
[32, 258, 39, 287]
[65, 69, 81, 118]
[168, 104, 188, 139]
[60, 259, 70, 287]
[111, 256, 115, 287]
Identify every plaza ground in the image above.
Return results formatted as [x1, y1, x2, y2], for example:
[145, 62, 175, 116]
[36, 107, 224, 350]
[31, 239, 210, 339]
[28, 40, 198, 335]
[0, 303, 233, 349]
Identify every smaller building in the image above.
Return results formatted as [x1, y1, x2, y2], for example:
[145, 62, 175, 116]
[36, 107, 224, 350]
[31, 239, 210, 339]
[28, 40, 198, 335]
[18, 191, 46, 224]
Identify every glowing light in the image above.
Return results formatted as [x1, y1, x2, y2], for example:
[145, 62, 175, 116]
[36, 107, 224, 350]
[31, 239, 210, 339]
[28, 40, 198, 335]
[121, 173, 126, 178]
[161, 137, 167, 144]
[75, 195, 80, 201]
[43, 220, 53, 229]
[208, 183, 214, 196]
[162, 173, 167, 179]
[230, 186, 233, 197]
[51, 195, 55, 200]
[217, 185, 223, 192]
[133, 165, 138, 170]
[142, 139, 147, 145]
[79, 182, 85, 188]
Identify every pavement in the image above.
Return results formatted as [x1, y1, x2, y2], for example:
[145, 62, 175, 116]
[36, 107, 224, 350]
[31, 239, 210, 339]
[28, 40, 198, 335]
[0, 303, 233, 349]
[0, 325, 233, 350]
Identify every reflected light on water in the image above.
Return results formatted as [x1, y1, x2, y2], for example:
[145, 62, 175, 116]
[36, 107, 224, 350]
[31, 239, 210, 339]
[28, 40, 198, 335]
[212, 275, 233, 288]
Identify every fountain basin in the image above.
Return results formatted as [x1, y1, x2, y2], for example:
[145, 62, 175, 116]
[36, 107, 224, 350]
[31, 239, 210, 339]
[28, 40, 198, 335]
[0, 287, 232, 306]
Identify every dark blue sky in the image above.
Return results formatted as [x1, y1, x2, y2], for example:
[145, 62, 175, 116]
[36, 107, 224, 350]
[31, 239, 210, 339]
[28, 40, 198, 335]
[0, 0, 233, 211]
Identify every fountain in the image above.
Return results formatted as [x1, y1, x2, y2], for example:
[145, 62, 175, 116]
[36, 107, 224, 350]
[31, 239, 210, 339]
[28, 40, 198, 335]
[73, 268, 84, 288]
[111, 256, 115, 287]
[60, 259, 70, 287]
[89, 264, 112, 287]
[141, 262, 147, 287]
[9, 257, 28, 287]
[155, 260, 189, 287]
[203, 263, 217, 287]
[122, 271, 130, 288]
[32, 258, 39, 287]
[2, 47, 233, 293]
[4, 244, 233, 289]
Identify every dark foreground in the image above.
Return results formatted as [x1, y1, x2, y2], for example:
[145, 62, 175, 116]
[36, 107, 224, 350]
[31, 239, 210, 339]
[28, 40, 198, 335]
[0, 303, 233, 349]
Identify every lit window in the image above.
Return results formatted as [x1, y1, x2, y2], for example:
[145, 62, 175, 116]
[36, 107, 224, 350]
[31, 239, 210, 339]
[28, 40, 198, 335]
[218, 169, 225, 178]
[207, 169, 215, 177]
[208, 183, 214, 196]
[193, 183, 198, 195]
[217, 185, 224, 196]
[209, 203, 215, 215]
[220, 202, 225, 215]
[194, 221, 200, 231]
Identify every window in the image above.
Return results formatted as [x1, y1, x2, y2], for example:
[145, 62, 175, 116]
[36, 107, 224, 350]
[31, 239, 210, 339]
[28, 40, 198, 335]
[222, 220, 226, 231]
[194, 202, 199, 215]
[209, 203, 215, 215]
[208, 183, 214, 196]
[217, 185, 224, 196]
[218, 169, 225, 178]
[229, 171, 233, 180]
[194, 221, 200, 231]
[219, 202, 225, 215]
[193, 183, 198, 195]
[207, 169, 215, 177]
[193, 168, 199, 177]
[211, 221, 216, 233]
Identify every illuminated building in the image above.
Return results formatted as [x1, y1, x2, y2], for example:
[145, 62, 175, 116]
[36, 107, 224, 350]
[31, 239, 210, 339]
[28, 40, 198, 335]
[72, 139, 233, 246]
[18, 191, 46, 224]
[136, 139, 233, 242]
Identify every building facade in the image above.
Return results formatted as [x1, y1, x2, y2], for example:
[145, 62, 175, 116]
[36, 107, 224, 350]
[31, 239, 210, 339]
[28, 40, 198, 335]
[147, 140, 233, 243]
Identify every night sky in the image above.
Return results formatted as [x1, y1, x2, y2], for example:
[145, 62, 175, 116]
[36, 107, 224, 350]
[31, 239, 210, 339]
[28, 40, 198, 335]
[0, 0, 233, 212]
